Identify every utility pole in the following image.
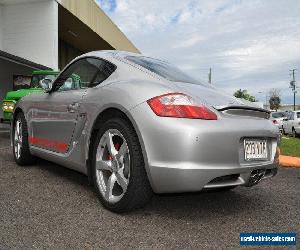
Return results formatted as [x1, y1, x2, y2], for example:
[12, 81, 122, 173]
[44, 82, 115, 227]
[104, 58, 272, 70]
[208, 68, 212, 84]
[290, 69, 297, 111]
[258, 91, 269, 109]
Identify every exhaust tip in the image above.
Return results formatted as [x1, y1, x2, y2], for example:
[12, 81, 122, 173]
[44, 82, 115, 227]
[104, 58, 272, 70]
[247, 169, 266, 186]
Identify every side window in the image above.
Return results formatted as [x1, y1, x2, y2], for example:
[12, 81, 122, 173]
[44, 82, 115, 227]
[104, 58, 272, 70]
[53, 57, 115, 92]
[89, 60, 116, 88]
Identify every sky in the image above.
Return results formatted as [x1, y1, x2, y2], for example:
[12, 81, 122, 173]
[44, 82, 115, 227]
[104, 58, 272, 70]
[96, 0, 300, 105]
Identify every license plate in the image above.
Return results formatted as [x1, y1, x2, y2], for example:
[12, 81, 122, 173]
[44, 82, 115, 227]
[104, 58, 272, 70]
[244, 139, 268, 161]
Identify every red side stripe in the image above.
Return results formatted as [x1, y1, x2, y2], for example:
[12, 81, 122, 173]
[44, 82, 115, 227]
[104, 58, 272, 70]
[29, 136, 68, 153]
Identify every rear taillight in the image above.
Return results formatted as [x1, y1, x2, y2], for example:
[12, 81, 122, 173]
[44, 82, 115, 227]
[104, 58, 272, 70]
[147, 93, 217, 120]
[272, 120, 278, 124]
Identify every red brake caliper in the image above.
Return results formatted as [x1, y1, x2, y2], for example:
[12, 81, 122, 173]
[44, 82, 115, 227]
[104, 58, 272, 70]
[108, 143, 121, 160]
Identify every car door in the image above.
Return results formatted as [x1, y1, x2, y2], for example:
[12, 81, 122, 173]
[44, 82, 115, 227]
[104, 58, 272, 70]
[282, 117, 288, 132]
[283, 113, 289, 133]
[296, 112, 300, 133]
[291, 112, 298, 131]
[287, 112, 294, 134]
[29, 58, 104, 153]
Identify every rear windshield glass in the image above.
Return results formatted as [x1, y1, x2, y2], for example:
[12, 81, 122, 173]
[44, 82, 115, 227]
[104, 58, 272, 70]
[271, 112, 286, 118]
[125, 56, 202, 85]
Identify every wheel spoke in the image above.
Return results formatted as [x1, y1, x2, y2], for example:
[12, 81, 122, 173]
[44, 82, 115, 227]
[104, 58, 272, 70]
[105, 132, 117, 157]
[16, 122, 20, 136]
[116, 169, 128, 192]
[14, 131, 18, 142]
[14, 142, 18, 155]
[17, 143, 21, 158]
[117, 142, 128, 161]
[105, 173, 117, 201]
[18, 122, 21, 135]
[96, 160, 113, 172]
[14, 120, 22, 159]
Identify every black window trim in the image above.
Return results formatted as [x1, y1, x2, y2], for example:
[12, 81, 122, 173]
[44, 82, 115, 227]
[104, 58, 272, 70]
[50, 56, 117, 93]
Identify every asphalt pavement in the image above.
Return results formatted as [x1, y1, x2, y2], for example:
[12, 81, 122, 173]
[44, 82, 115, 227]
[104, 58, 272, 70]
[0, 131, 299, 249]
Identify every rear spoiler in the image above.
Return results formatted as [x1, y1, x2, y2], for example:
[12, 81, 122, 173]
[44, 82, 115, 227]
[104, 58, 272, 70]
[214, 105, 270, 114]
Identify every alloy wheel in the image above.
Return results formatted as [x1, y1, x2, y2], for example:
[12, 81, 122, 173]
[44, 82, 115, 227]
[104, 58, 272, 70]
[14, 120, 22, 159]
[95, 129, 130, 204]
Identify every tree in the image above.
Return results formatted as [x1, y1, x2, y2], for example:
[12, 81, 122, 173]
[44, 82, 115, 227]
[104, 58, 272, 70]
[234, 89, 256, 102]
[269, 89, 281, 111]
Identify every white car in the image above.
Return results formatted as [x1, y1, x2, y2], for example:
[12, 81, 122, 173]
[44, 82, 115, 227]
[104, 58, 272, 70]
[282, 111, 300, 137]
[270, 111, 287, 131]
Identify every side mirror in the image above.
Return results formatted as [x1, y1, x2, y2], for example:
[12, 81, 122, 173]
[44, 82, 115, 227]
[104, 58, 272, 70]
[40, 78, 53, 93]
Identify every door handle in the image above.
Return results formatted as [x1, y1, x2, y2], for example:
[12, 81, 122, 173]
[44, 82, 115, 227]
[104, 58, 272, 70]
[67, 103, 80, 113]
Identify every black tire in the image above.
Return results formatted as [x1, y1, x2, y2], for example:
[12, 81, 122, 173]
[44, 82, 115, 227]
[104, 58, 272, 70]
[13, 112, 36, 165]
[91, 117, 153, 213]
[292, 128, 297, 138]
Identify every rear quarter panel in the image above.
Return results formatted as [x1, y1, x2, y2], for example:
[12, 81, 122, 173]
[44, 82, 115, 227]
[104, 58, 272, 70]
[81, 77, 177, 162]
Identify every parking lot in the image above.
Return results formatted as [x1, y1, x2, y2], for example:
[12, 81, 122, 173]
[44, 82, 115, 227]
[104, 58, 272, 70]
[0, 130, 299, 249]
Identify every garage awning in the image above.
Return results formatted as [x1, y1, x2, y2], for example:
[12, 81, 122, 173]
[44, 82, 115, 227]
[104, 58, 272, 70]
[0, 50, 51, 70]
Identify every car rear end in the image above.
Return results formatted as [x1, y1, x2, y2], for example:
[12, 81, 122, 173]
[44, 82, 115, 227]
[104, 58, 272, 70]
[130, 91, 279, 194]
[271, 117, 283, 129]
[270, 112, 287, 131]
[120, 54, 279, 193]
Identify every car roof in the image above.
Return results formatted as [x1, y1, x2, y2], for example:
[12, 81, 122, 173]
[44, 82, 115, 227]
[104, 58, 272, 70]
[81, 50, 139, 59]
[81, 50, 166, 63]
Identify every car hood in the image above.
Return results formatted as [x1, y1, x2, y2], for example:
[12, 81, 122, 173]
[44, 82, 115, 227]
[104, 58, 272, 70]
[5, 88, 43, 101]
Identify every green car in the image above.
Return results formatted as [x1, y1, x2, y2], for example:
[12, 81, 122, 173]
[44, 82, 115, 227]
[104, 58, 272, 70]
[2, 70, 60, 122]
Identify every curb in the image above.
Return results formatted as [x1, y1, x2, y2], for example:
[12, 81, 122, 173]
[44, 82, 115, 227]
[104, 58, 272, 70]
[279, 155, 300, 168]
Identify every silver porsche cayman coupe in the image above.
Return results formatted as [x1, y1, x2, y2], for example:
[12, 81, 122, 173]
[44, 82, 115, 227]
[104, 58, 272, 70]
[11, 51, 279, 212]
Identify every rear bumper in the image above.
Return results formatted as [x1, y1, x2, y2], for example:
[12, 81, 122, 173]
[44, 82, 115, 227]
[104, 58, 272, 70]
[294, 126, 300, 133]
[272, 123, 282, 131]
[130, 102, 280, 193]
[149, 162, 278, 193]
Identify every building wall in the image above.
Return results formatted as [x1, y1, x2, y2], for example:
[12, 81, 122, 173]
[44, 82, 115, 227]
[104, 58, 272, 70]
[1, 0, 58, 69]
[57, 0, 140, 53]
[0, 4, 3, 50]
[58, 39, 82, 69]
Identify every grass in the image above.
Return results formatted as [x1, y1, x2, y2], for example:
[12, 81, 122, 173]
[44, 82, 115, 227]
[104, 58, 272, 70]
[280, 136, 300, 157]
